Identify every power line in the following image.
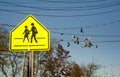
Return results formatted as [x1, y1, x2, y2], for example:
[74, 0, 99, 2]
[38, 0, 107, 3]
[59, 39, 120, 43]
[0, 19, 120, 30]
[1, 3, 120, 11]
[51, 31, 120, 37]
[1, 23, 120, 38]
[49, 20, 120, 30]
[85, 20, 120, 28]
[0, 1, 120, 11]
[56, 38, 120, 48]
[94, 40, 120, 43]
[0, 1, 116, 9]
[0, 23, 15, 27]
[0, 0, 107, 4]
[0, 8, 120, 17]
[0, 1, 120, 17]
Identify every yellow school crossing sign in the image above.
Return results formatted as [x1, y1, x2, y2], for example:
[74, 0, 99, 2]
[9, 14, 50, 51]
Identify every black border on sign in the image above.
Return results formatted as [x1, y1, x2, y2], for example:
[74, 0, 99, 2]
[9, 14, 50, 51]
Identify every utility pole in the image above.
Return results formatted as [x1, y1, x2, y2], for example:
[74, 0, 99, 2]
[104, 66, 106, 77]
[111, 64, 114, 77]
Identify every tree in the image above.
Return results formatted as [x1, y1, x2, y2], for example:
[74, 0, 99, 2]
[0, 27, 100, 77]
[81, 62, 100, 77]
[60, 62, 84, 77]
[33, 39, 71, 77]
[0, 27, 9, 77]
[0, 27, 20, 77]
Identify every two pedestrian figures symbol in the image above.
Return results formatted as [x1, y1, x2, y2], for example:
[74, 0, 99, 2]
[23, 23, 38, 43]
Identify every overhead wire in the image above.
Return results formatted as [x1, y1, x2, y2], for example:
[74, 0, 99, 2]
[0, 0, 108, 4]
[93, 40, 120, 43]
[38, 0, 107, 3]
[0, 19, 120, 30]
[1, 23, 120, 38]
[48, 20, 120, 30]
[0, 1, 120, 17]
[56, 38, 120, 48]
[0, 1, 119, 44]
[58, 39, 120, 43]
[0, 23, 15, 27]
[0, 8, 120, 17]
[0, 3, 120, 11]
[51, 31, 120, 37]
[0, 1, 120, 11]
[0, 1, 120, 48]
[58, 39, 120, 48]
[0, 25, 120, 46]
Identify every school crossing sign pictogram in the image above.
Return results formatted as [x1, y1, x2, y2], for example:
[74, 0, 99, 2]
[9, 14, 50, 51]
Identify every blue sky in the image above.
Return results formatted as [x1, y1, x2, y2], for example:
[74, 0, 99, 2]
[0, 0, 120, 76]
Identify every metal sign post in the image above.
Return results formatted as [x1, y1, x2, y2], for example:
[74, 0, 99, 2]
[20, 52, 26, 77]
[29, 52, 31, 77]
[31, 51, 34, 77]
[28, 51, 34, 77]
